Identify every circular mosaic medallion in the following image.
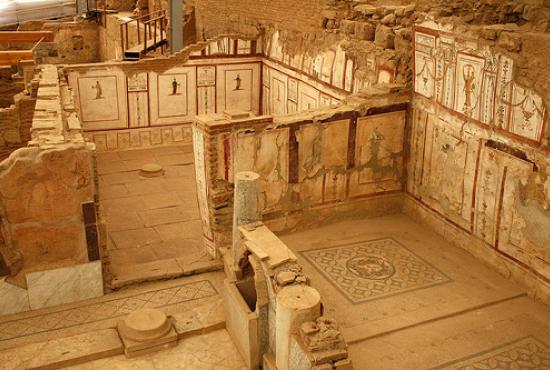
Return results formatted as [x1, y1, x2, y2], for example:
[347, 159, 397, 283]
[346, 256, 395, 280]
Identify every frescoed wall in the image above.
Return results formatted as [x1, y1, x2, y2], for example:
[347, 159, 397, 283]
[65, 35, 357, 151]
[72, 72, 128, 130]
[413, 26, 547, 145]
[193, 96, 409, 256]
[408, 24, 550, 296]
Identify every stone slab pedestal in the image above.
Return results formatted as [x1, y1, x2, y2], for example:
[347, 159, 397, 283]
[118, 308, 178, 358]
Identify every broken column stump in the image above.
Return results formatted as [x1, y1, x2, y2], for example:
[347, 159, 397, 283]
[232, 171, 260, 274]
[276, 284, 321, 370]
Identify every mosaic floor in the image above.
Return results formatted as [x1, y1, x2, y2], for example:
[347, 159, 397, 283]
[430, 336, 550, 370]
[281, 215, 550, 370]
[301, 237, 452, 304]
[0, 279, 217, 342]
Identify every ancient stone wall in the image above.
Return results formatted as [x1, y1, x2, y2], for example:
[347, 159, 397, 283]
[39, 21, 100, 64]
[181, 0, 550, 300]
[184, 0, 550, 110]
[406, 23, 550, 302]
[63, 34, 353, 152]
[183, 0, 326, 39]
[0, 86, 38, 161]
[103, 0, 136, 12]
[12, 19, 101, 64]
[193, 88, 409, 257]
[0, 70, 24, 109]
[0, 66, 100, 297]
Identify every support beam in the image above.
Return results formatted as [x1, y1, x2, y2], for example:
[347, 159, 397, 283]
[168, 0, 183, 53]
[0, 50, 33, 66]
[0, 31, 54, 43]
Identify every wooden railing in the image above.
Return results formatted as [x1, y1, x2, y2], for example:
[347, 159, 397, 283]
[120, 10, 167, 59]
[0, 32, 51, 65]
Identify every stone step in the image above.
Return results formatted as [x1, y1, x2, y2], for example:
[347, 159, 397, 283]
[110, 257, 223, 289]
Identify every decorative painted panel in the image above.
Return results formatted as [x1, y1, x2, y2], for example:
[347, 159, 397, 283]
[413, 26, 547, 145]
[349, 111, 405, 197]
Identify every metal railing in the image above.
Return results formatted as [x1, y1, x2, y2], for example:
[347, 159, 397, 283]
[120, 10, 167, 58]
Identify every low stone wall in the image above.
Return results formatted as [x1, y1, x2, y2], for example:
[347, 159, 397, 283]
[0, 65, 103, 315]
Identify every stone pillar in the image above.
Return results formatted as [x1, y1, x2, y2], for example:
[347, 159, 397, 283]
[276, 285, 321, 370]
[232, 171, 260, 271]
[168, 0, 183, 53]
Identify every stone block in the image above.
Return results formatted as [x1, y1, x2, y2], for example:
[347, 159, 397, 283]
[355, 22, 375, 41]
[239, 223, 297, 269]
[312, 364, 333, 370]
[335, 358, 353, 370]
[341, 20, 355, 36]
[375, 25, 395, 49]
[381, 13, 396, 25]
[26, 261, 103, 310]
[223, 279, 259, 370]
[497, 32, 522, 52]
[172, 297, 225, 338]
[29, 329, 121, 369]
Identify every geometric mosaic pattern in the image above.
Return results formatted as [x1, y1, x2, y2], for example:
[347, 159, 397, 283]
[301, 238, 451, 304]
[0, 280, 217, 342]
[430, 336, 550, 370]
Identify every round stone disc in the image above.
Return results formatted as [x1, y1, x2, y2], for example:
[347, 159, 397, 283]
[119, 308, 172, 342]
[139, 163, 164, 177]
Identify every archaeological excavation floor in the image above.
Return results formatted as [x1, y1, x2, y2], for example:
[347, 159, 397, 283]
[0, 271, 248, 369]
[280, 214, 550, 369]
[96, 145, 218, 288]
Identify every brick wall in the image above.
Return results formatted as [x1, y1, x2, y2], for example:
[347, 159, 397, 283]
[195, 0, 325, 35]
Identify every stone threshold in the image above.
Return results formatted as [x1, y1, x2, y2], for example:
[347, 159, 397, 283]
[0, 297, 225, 369]
[110, 257, 224, 289]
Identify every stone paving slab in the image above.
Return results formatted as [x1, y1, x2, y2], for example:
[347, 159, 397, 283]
[62, 329, 246, 370]
[0, 329, 123, 370]
[96, 145, 203, 285]
[111, 258, 223, 289]
[348, 296, 550, 370]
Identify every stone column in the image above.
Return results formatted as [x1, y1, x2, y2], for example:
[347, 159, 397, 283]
[276, 285, 321, 370]
[232, 171, 260, 272]
[168, 0, 183, 53]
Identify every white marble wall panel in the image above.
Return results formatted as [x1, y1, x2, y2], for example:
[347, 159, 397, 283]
[26, 261, 103, 310]
[0, 278, 30, 315]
